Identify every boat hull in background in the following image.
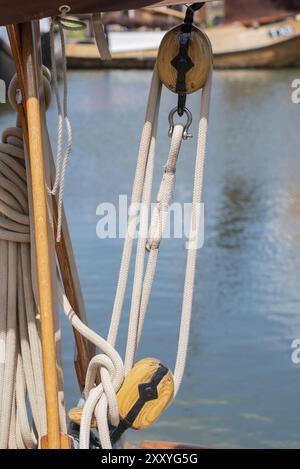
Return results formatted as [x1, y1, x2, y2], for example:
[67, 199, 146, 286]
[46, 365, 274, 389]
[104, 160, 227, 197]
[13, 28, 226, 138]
[209, 17, 300, 68]
[66, 17, 300, 70]
[213, 35, 300, 68]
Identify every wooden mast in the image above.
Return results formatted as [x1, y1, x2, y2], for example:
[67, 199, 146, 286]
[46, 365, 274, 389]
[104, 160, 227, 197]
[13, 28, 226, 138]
[7, 21, 61, 449]
[8, 17, 93, 394]
[21, 21, 61, 449]
[7, 17, 94, 447]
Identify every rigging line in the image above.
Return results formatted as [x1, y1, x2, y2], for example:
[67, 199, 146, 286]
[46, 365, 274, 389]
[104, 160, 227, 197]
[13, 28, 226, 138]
[48, 6, 86, 242]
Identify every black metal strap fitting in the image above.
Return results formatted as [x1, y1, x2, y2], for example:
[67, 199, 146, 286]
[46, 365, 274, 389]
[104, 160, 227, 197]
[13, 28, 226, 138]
[110, 363, 169, 446]
[171, 3, 205, 116]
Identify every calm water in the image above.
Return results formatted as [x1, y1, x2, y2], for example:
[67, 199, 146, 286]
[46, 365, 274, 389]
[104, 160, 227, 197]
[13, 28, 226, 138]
[1, 68, 300, 448]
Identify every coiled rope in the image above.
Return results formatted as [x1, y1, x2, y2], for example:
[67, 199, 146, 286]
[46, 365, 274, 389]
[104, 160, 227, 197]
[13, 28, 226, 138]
[0, 75, 68, 448]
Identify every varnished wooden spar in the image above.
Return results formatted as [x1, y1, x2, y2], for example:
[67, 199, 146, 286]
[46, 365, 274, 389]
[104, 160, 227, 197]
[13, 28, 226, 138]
[7, 25, 93, 396]
[7, 21, 94, 447]
[35, 37, 94, 393]
[8, 21, 61, 449]
[22, 21, 62, 449]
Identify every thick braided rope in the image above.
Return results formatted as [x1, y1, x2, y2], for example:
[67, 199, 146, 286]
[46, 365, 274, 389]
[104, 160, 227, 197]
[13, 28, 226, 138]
[56, 63, 211, 447]
[56, 60, 210, 448]
[107, 66, 162, 347]
[52, 68, 162, 449]
[173, 68, 212, 394]
[125, 69, 213, 393]
[0, 69, 71, 448]
[124, 124, 184, 372]
[57, 285, 124, 449]
[69, 67, 162, 449]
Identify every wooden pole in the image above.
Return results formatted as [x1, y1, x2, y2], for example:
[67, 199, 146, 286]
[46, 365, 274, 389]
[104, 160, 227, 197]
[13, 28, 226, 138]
[20, 21, 61, 449]
[7, 23, 94, 393]
[7, 20, 92, 446]
[32, 23, 94, 392]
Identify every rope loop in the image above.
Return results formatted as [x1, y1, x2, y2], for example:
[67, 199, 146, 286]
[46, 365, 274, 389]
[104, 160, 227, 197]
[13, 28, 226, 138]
[48, 6, 86, 242]
[59, 287, 125, 448]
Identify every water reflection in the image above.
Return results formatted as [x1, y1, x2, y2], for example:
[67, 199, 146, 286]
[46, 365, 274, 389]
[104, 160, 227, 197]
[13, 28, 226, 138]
[215, 177, 261, 250]
[1, 68, 300, 448]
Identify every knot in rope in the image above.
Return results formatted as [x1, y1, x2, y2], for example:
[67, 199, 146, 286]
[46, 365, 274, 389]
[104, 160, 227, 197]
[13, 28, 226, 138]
[59, 288, 125, 449]
[82, 354, 120, 445]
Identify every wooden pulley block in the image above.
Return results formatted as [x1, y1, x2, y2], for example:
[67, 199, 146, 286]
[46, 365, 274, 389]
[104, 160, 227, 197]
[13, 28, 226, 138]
[117, 358, 174, 430]
[157, 25, 213, 95]
[69, 358, 174, 432]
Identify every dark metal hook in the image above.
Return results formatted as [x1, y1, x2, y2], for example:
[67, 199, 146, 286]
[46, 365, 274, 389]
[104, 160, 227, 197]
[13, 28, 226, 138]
[171, 3, 205, 116]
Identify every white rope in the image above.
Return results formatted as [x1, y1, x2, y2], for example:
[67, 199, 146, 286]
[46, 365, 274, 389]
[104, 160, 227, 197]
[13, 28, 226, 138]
[119, 68, 212, 387]
[124, 124, 184, 373]
[173, 69, 212, 394]
[60, 67, 163, 449]
[0, 31, 211, 449]
[0, 123, 47, 448]
[136, 124, 184, 346]
[67, 65, 212, 448]
[57, 285, 124, 449]
[127, 70, 212, 394]
[133, 70, 212, 395]
[107, 66, 162, 348]
[48, 7, 86, 242]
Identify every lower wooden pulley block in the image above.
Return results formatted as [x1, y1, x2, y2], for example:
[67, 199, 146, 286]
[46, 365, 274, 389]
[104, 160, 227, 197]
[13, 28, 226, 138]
[69, 358, 174, 445]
